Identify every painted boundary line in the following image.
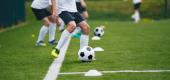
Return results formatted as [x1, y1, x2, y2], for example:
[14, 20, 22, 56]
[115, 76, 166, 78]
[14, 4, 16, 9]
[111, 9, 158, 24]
[59, 70, 170, 75]
[43, 37, 71, 80]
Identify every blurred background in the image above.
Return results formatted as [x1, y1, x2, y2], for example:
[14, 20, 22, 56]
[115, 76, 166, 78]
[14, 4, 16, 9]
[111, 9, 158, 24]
[0, 0, 169, 29]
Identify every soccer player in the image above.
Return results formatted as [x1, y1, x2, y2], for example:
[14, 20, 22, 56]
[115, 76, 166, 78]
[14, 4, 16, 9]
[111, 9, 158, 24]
[31, 0, 58, 46]
[72, 0, 89, 38]
[132, 0, 142, 23]
[51, 0, 90, 58]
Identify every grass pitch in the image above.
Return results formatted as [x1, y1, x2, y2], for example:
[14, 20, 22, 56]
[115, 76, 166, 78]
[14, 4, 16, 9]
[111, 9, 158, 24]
[0, 20, 170, 80]
[57, 20, 170, 80]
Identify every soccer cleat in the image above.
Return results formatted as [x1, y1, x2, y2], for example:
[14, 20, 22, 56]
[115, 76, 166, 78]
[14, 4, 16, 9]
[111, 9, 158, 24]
[49, 40, 58, 45]
[51, 48, 60, 58]
[36, 41, 47, 47]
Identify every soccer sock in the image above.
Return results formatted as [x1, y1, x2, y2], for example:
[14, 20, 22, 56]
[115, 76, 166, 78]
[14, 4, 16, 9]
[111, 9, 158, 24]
[37, 25, 48, 43]
[80, 34, 89, 49]
[58, 18, 65, 31]
[72, 27, 81, 35]
[56, 30, 71, 50]
[134, 10, 140, 22]
[49, 22, 56, 42]
[135, 11, 139, 16]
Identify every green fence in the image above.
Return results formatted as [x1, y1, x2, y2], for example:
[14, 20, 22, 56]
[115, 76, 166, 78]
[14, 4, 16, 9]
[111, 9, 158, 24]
[0, 0, 25, 28]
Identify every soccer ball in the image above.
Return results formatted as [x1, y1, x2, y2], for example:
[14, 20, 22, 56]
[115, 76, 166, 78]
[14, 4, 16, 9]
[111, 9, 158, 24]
[78, 46, 95, 62]
[94, 26, 104, 37]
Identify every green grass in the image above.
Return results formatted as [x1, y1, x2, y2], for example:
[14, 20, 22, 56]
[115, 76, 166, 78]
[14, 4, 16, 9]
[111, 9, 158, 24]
[58, 20, 170, 80]
[0, 20, 53, 80]
[0, 1, 170, 80]
[0, 19, 170, 80]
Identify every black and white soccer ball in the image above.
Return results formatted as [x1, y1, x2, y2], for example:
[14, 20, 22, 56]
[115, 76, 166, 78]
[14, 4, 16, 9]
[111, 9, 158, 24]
[78, 46, 95, 62]
[94, 26, 104, 37]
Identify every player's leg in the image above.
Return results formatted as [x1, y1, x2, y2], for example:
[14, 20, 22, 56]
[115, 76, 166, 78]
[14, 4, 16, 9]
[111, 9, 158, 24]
[32, 8, 51, 46]
[74, 12, 90, 49]
[48, 16, 58, 45]
[78, 13, 96, 60]
[51, 22, 76, 57]
[132, 3, 141, 23]
[79, 21, 89, 49]
[36, 17, 50, 46]
[56, 21, 76, 49]
[51, 11, 76, 57]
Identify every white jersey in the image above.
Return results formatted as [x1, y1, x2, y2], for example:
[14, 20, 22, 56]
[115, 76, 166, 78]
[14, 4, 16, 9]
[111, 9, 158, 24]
[133, 0, 142, 4]
[58, 0, 77, 14]
[31, 0, 50, 9]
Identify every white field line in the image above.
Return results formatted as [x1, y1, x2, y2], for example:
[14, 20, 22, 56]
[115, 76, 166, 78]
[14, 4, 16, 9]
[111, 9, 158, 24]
[43, 37, 71, 80]
[59, 70, 170, 75]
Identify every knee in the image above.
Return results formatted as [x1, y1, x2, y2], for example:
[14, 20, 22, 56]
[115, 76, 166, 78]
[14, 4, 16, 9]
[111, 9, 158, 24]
[67, 21, 76, 33]
[49, 16, 56, 23]
[43, 21, 50, 27]
[43, 18, 50, 27]
[80, 22, 90, 35]
[83, 24, 89, 31]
